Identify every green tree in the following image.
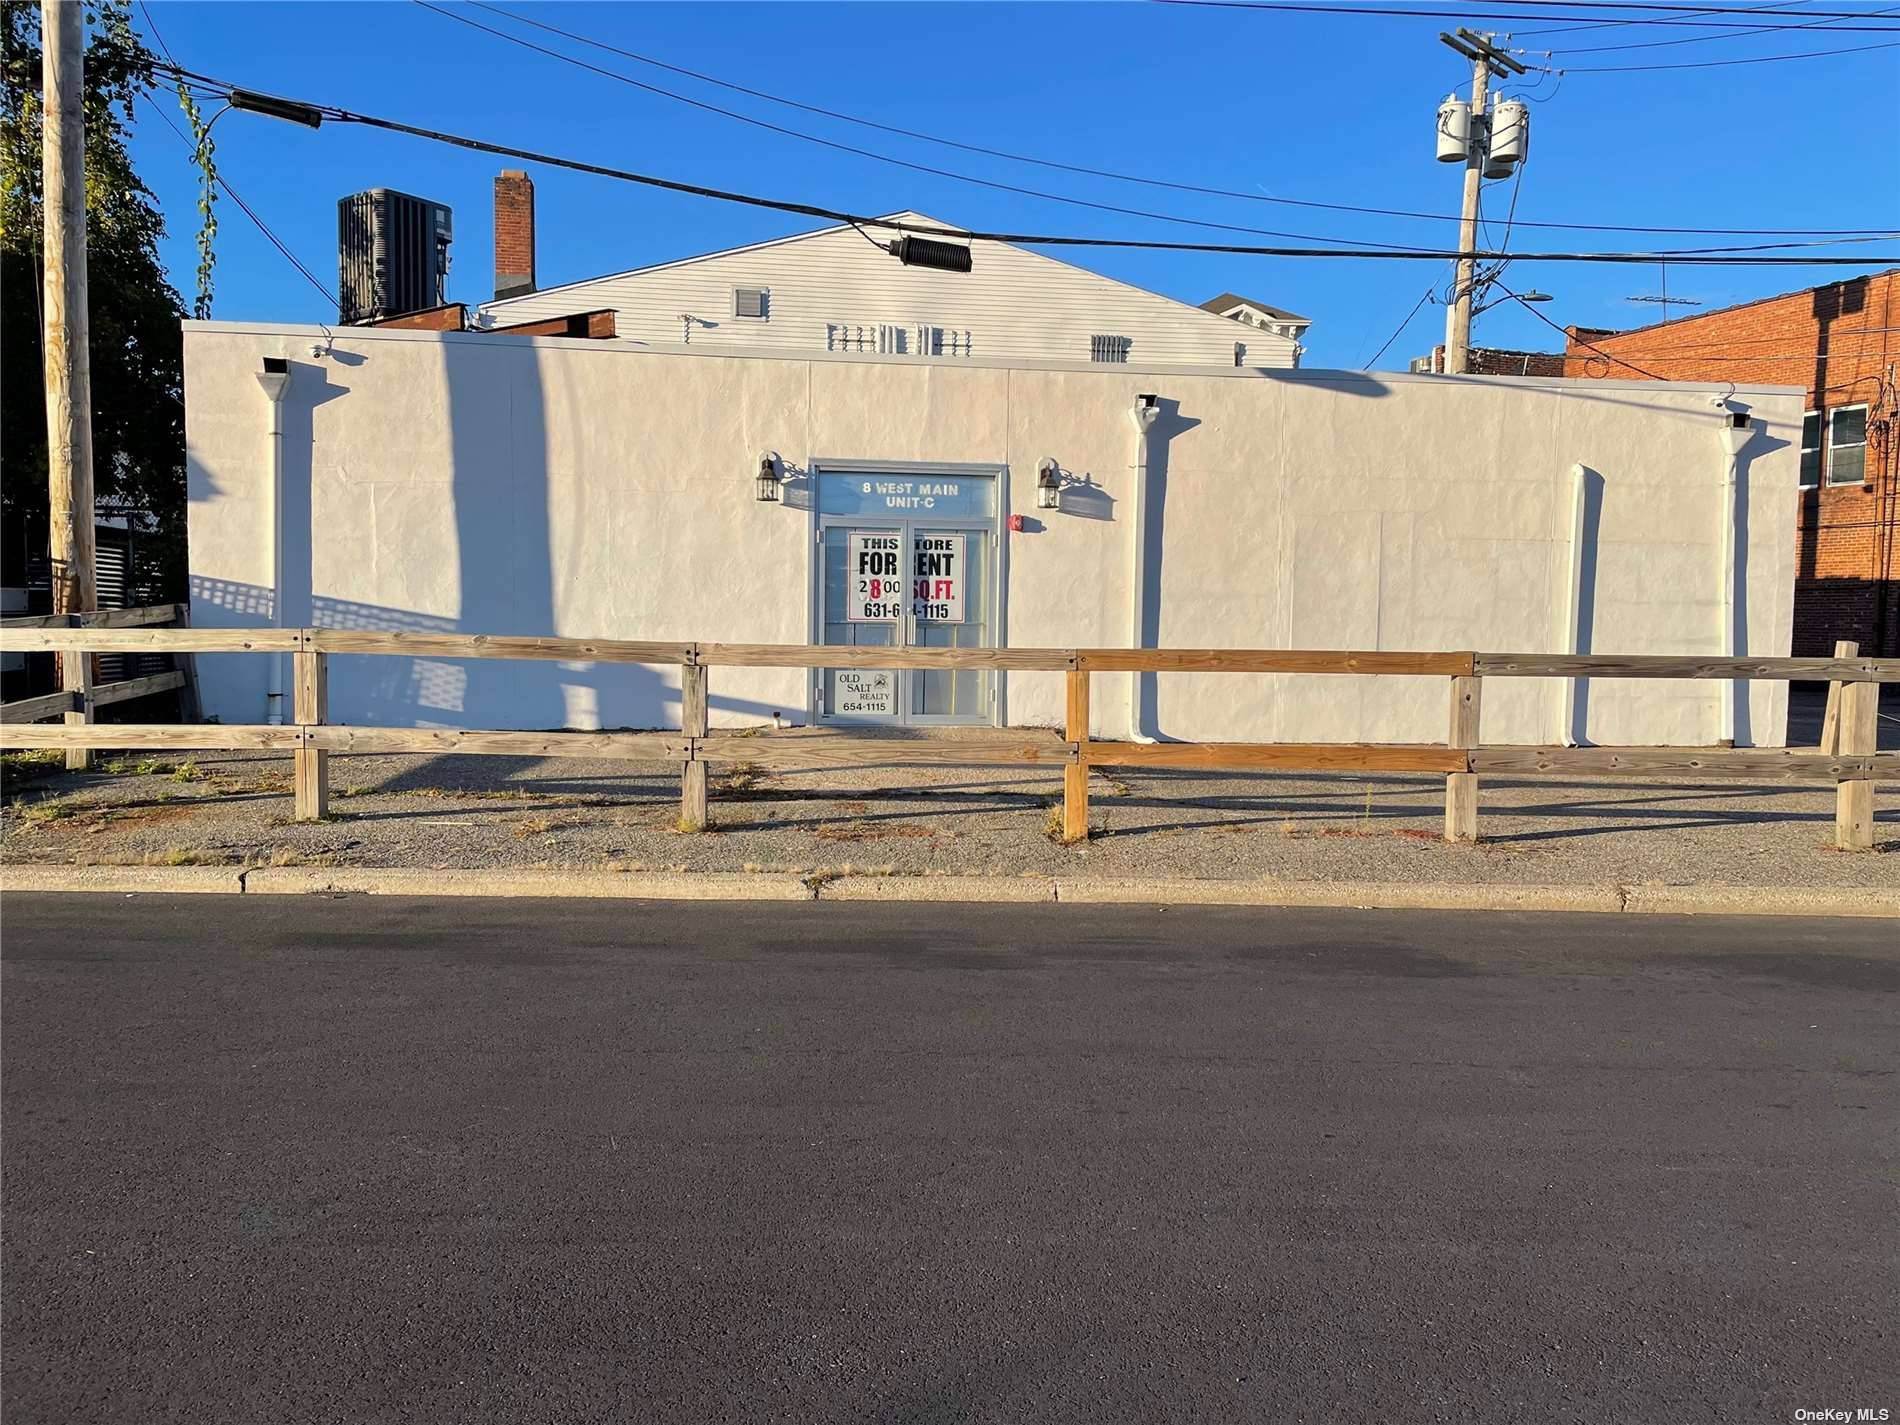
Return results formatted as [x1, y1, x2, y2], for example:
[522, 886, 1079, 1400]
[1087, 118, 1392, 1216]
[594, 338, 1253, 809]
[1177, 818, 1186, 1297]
[1, 0, 186, 598]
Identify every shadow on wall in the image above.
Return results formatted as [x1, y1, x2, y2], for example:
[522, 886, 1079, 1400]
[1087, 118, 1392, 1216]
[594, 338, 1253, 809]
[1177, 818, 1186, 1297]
[1565, 465, 1604, 745]
[190, 342, 777, 729]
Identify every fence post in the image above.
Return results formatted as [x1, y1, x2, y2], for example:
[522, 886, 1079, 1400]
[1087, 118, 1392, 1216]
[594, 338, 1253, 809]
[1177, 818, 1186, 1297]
[60, 631, 93, 772]
[1444, 673, 1482, 843]
[1063, 663, 1090, 843]
[680, 657, 708, 832]
[293, 635, 328, 821]
[1835, 676, 1877, 851]
[1818, 639, 1858, 753]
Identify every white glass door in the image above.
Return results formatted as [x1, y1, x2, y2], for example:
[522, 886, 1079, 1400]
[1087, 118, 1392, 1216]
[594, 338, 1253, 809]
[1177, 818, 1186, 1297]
[813, 466, 1001, 727]
[908, 526, 992, 722]
[820, 525, 901, 723]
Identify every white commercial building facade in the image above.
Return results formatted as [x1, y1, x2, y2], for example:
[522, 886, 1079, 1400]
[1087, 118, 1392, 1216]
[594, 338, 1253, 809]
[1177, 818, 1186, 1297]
[184, 320, 1801, 747]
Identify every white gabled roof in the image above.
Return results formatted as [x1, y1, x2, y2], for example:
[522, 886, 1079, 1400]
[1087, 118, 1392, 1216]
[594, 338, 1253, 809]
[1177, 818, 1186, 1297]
[479, 210, 1295, 337]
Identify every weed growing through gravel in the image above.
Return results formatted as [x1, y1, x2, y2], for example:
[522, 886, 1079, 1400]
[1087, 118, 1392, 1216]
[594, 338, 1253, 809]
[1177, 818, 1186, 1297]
[158, 846, 223, 866]
[20, 797, 79, 827]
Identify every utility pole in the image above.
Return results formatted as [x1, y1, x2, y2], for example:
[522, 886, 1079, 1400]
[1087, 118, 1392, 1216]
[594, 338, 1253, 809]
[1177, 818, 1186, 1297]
[42, 0, 96, 770]
[1436, 29, 1527, 375]
[42, 0, 95, 622]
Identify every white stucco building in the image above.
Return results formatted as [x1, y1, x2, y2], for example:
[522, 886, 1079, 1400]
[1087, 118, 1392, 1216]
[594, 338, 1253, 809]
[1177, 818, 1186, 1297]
[183, 317, 1801, 748]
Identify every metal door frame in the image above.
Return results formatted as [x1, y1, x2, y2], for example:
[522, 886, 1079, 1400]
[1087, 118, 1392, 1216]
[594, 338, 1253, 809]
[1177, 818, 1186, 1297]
[807, 459, 1009, 728]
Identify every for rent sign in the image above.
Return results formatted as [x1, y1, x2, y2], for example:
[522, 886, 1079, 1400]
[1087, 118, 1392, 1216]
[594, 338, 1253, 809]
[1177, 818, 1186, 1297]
[913, 534, 965, 623]
[847, 533, 904, 623]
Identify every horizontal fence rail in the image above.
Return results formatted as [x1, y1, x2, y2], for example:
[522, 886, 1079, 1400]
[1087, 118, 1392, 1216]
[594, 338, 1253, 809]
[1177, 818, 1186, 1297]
[2, 620, 1893, 850]
[0, 603, 200, 771]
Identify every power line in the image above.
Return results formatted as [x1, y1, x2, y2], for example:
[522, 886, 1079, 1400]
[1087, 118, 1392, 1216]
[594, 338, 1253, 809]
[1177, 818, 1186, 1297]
[151, 63, 1900, 267]
[1559, 326, 1900, 349]
[1362, 279, 1443, 366]
[1511, 0, 1816, 37]
[1496, 277, 1673, 376]
[456, 0, 1891, 239]
[1545, 0, 1900, 51]
[411, 0, 1424, 251]
[137, 2, 338, 310]
[1563, 34, 1900, 64]
[1155, 0, 1900, 29]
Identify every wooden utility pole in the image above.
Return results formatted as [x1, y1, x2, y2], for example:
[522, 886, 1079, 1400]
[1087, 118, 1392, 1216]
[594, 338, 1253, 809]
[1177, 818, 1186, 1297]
[42, 0, 96, 769]
[1437, 30, 1525, 375]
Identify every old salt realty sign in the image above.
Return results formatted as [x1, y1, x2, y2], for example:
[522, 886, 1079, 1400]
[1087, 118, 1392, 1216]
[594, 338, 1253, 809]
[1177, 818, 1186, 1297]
[847, 533, 904, 623]
[912, 535, 965, 624]
[834, 669, 894, 716]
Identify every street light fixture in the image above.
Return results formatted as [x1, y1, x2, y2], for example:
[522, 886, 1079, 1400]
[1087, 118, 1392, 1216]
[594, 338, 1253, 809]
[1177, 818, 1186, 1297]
[1471, 288, 1552, 318]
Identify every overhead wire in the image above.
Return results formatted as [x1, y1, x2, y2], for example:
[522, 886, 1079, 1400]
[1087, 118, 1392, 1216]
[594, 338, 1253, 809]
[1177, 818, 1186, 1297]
[148, 62, 1900, 266]
[1544, 0, 1900, 51]
[1561, 33, 1900, 62]
[1511, 0, 1816, 36]
[455, 0, 1888, 239]
[1494, 277, 1673, 375]
[409, 0, 1426, 251]
[137, 1, 339, 310]
[1361, 278, 1444, 366]
[1153, 0, 1900, 29]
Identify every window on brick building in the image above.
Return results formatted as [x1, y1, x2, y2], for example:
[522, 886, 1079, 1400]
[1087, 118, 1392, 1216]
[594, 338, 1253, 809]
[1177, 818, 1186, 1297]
[1828, 404, 1867, 486]
[1800, 412, 1821, 488]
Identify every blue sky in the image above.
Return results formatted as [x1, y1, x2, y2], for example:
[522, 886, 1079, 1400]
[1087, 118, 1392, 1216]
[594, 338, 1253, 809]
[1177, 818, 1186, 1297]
[127, 0, 1900, 370]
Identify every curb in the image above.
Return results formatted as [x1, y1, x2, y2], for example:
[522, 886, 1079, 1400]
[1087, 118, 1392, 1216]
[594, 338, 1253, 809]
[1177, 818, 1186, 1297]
[3, 865, 1896, 918]
[0, 864, 249, 895]
[818, 875, 1056, 902]
[1051, 878, 1628, 913]
[242, 867, 815, 900]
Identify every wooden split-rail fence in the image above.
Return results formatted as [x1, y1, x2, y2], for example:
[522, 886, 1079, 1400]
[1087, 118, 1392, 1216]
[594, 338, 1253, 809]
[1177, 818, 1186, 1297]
[1, 617, 1894, 851]
[0, 604, 196, 772]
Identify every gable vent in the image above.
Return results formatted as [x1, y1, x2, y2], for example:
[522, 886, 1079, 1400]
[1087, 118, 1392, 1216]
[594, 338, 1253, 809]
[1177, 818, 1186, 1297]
[733, 286, 769, 319]
[1090, 334, 1132, 364]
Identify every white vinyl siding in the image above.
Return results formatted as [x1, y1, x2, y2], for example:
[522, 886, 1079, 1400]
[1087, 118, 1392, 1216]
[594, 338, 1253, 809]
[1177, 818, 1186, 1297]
[480, 211, 1301, 370]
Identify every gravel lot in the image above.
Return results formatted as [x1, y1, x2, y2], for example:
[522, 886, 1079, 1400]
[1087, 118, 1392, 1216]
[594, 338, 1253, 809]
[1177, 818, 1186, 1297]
[4, 727, 1893, 889]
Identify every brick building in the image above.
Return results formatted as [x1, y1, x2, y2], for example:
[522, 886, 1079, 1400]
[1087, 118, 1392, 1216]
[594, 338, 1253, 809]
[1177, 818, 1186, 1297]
[1562, 270, 1899, 655]
[1410, 344, 1567, 377]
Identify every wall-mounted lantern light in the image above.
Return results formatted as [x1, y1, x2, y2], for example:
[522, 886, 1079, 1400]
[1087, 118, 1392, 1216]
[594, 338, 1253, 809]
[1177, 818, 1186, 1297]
[1036, 457, 1062, 511]
[756, 450, 782, 503]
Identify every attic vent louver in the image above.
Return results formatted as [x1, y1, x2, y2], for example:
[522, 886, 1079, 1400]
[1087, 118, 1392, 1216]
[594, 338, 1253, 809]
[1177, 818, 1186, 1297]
[733, 286, 768, 319]
[1090, 334, 1132, 364]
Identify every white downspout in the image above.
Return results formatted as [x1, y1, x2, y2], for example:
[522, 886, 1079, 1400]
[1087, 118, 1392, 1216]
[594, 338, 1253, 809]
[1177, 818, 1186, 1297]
[1127, 394, 1161, 742]
[256, 361, 291, 724]
[1559, 462, 1588, 746]
[1717, 406, 1753, 745]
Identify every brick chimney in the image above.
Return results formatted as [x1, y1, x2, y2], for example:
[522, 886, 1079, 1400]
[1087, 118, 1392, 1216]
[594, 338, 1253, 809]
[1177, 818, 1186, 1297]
[493, 170, 535, 301]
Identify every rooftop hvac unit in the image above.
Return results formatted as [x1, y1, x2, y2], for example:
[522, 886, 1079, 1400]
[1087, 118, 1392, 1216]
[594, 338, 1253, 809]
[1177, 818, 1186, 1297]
[337, 189, 453, 324]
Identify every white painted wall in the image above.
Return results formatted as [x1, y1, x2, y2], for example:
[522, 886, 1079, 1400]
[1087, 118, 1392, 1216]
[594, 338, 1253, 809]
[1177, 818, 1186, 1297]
[477, 212, 1298, 370]
[184, 321, 1801, 747]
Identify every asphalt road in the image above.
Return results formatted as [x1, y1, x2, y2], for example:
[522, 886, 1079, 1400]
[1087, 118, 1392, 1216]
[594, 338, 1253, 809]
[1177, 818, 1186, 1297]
[3, 896, 1895, 1424]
